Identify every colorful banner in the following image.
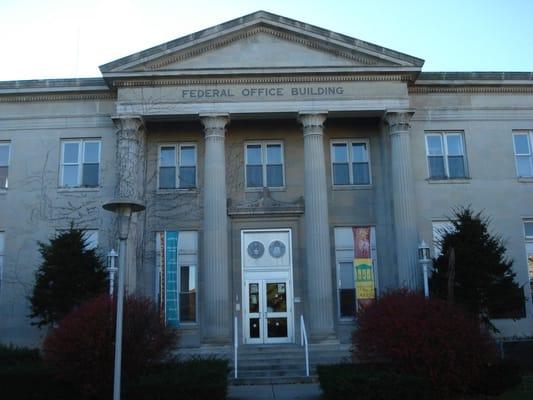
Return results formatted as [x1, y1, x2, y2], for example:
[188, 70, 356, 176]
[165, 231, 179, 327]
[353, 227, 375, 308]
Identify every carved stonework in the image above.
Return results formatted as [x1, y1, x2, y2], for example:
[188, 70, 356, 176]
[298, 113, 327, 136]
[384, 111, 414, 133]
[228, 188, 304, 217]
[112, 115, 145, 200]
[200, 114, 230, 138]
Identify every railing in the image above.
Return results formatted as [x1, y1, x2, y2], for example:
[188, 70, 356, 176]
[234, 316, 238, 379]
[300, 315, 310, 377]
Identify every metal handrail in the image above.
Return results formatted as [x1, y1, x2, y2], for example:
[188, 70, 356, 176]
[300, 315, 310, 377]
[234, 316, 238, 379]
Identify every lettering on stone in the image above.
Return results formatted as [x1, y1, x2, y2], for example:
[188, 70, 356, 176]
[180, 86, 345, 100]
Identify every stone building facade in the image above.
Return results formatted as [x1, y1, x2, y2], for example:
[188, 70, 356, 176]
[1, 11, 533, 347]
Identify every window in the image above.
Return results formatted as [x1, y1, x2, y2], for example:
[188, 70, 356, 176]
[0, 232, 4, 294]
[432, 221, 455, 257]
[425, 132, 467, 179]
[331, 140, 371, 186]
[524, 220, 533, 303]
[159, 144, 197, 189]
[60, 140, 101, 187]
[245, 142, 284, 188]
[513, 131, 533, 177]
[156, 231, 198, 324]
[0, 142, 10, 189]
[334, 227, 378, 319]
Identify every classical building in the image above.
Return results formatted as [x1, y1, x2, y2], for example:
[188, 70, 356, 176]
[1, 11, 533, 356]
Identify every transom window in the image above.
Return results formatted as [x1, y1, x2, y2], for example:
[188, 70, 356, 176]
[60, 140, 101, 187]
[0, 143, 10, 189]
[513, 131, 533, 178]
[425, 132, 467, 179]
[245, 142, 284, 188]
[159, 144, 197, 189]
[331, 140, 371, 186]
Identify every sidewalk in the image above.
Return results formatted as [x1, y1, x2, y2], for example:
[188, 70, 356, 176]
[228, 383, 322, 400]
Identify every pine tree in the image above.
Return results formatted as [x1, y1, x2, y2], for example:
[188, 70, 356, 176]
[430, 206, 525, 327]
[29, 227, 107, 327]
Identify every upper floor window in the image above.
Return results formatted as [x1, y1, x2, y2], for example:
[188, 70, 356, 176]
[159, 144, 197, 189]
[331, 140, 371, 186]
[425, 132, 467, 179]
[513, 131, 533, 177]
[0, 142, 10, 189]
[60, 140, 101, 187]
[245, 142, 284, 189]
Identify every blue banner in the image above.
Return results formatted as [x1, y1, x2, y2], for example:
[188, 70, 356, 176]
[165, 231, 179, 327]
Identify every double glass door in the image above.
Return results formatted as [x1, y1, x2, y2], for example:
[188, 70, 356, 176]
[245, 279, 292, 344]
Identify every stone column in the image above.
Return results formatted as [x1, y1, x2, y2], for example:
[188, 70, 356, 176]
[384, 111, 420, 290]
[298, 113, 335, 339]
[200, 114, 231, 342]
[112, 115, 146, 292]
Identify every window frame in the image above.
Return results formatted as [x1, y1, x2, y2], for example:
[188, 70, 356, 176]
[523, 219, 533, 306]
[330, 139, 372, 187]
[0, 231, 4, 295]
[513, 131, 533, 178]
[0, 142, 11, 189]
[244, 141, 285, 190]
[157, 143, 198, 190]
[59, 139, 101, 188]
[424, 131, 468, 180]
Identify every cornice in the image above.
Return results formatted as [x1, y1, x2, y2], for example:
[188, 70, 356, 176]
[0, 92, 116, 103]
[409, 86, 533, 94]
[145, 26, 384, 70]
[112, 74, 412, 88]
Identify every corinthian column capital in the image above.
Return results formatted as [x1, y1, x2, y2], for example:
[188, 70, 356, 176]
[384, 110, 414, 134]
[298, 112, 327, 136]
[112, 115, 144, 137]
[200, 114, 230, 139]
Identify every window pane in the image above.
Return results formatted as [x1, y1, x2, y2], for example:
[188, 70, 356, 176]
[339, 262, 354, 289]
[266, 164, 283, 187]
[332, 143, 348, 162]
[160, 147, 176, 167]
[179, 293, 196, 322]
[0, 166, 7, 189]
[180, 266, 196, 292]
[426, 136, 443, 156]
[159, 167, 176, 189]
[62, 165, 79, 186]
[246, 145, 262, 165]
[63, 142, 79, 164]
[266, 144, 282, 164]
[180, 146, 195, 166]
[514, 135, 531, 155]
[447, 156, 466, 178]
[353, 163, 370, 184]
[446, 135, 463, 156]
[82, 163, 99, 187]
[0, 145, 9, 165]
[84, 142, 100, 163]
[352, 143, 368, 162]
[525, 222, 533, 238]
[333, 163, 350, 185]
[428, 156, 445, 179]
[517, 156, 533, 177]
[340, 289, 356, 318]
[179, 166, 196, 188]
[246, 165, 263, 187]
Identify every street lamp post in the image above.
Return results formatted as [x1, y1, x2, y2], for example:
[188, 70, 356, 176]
[418, 240, 432, 298]
[107, 249, 118, 296]
[103, 200, 145, 400]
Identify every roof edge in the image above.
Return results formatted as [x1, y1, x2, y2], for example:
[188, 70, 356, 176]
[0, 77, 110, 95]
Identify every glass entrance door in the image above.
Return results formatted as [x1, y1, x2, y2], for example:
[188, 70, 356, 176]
[245, 279, 291, 344]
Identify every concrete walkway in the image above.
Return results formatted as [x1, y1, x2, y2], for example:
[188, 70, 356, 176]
[228, 383, 322, 400]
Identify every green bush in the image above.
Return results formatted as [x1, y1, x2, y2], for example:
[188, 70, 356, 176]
[0, 344, 78, 400]
[126, 358, 229, 400]
[317, 363, 432, 400]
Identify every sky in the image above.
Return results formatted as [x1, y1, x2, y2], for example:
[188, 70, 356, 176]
[1, 0, 532, 81]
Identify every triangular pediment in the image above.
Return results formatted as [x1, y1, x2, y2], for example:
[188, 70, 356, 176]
[100, 11, 424, 78]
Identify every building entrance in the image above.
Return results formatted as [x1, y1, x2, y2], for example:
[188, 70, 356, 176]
[241, 229, 294, 344]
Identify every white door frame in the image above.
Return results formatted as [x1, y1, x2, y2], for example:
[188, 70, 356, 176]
[241, 228, 294, 344]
